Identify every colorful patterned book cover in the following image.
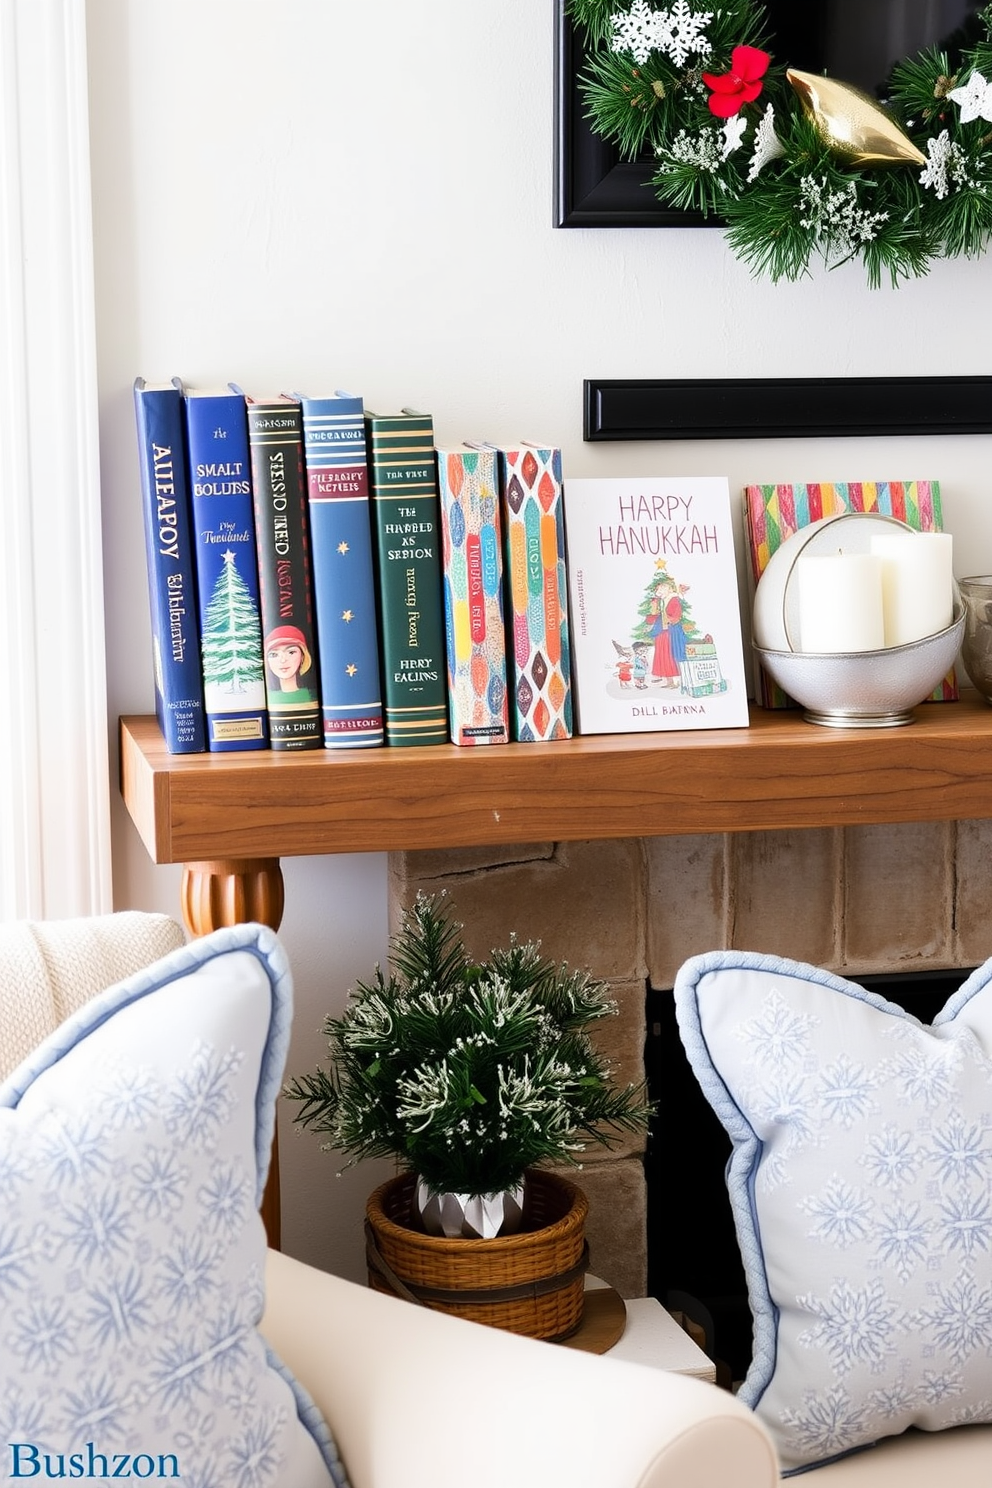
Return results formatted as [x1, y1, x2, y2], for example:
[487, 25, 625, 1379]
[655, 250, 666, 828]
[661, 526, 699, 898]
[179, 382, 269, 751]
[562, 476, 749, 736]
[436, 446, 508, 747]
[241, 390, 322, 751]
[744, 480, 957, 707]
[132, 379, 206, 753]
[299, 390, 384, 749]
[364, 408, 448, 746]
[490, 444, 573, 742]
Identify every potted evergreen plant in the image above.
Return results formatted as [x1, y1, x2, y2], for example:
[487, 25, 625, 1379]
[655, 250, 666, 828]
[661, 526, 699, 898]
[285, 894, 653, 1338]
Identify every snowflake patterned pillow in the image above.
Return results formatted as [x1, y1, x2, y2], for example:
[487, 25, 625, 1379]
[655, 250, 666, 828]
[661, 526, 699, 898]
[0, 922, 347, 1488]
[675, 948, 992, 1476]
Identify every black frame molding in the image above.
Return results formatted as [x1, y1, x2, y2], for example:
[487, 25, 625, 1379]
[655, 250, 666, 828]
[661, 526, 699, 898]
[584, 377, 992, 440]
[554, 1, 704, 228]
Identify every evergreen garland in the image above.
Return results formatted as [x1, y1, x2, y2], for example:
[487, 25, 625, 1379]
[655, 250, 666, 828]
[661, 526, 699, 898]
[568, 0, 992, 286]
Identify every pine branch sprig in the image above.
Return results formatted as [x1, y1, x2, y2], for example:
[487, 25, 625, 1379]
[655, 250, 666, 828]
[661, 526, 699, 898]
[578, 52, 674, 161]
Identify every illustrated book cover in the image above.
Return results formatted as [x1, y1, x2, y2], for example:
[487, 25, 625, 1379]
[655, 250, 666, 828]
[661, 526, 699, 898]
[178, 381, 269, 751]
[240, 389, 322, 751]
[132, 378, 205, 754]
[479, 442, 573, 742]
[435, 445, 509, 746]
[298, 390, 384, 749]
[562, 476, 749, 735]
[743, 480, 957, 707]
[364, 407, 448, 746]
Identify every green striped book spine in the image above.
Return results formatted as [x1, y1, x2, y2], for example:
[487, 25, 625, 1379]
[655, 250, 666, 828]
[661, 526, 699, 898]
[365, 409, 448, 745]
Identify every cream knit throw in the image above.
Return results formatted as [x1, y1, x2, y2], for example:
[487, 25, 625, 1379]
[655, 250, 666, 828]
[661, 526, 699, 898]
[0, 910, 186, 1081]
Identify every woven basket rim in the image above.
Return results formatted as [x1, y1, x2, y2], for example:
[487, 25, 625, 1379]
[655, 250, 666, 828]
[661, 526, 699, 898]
[366, 1167, 588, 1257]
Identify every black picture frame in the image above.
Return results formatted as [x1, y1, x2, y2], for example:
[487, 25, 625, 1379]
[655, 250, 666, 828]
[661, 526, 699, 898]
[554, 1, 702, 228]
[584, 377, 992, 441]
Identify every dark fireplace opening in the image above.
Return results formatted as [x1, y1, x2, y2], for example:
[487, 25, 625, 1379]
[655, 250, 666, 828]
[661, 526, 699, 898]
[644, 967, 977, 1382]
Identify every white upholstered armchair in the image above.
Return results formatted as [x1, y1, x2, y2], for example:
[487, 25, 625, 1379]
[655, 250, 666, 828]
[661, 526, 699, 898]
[2, 912, 989, 1486]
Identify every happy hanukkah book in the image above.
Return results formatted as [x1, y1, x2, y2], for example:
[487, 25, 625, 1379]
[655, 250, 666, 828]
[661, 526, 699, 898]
[562, 476, 749, 735]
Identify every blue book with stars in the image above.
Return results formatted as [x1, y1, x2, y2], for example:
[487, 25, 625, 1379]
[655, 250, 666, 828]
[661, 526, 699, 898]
[298, 390, 384, 748]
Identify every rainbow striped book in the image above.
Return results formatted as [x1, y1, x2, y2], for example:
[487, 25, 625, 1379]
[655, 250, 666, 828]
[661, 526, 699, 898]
[744, 480, 957, 707]
[435, 445, 508, 747]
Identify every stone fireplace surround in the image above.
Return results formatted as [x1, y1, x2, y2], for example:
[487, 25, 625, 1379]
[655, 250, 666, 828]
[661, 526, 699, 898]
[389, 814, 992, 1302]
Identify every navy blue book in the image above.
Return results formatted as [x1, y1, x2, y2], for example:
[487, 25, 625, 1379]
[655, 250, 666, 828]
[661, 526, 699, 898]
[132, 378, 206, 753]
[177, 380, 269, 751]
[298, 390, 384, 748]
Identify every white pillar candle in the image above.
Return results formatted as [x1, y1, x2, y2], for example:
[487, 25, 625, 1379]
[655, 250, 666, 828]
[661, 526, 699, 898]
[869, 531, 953, 646]
[796, 552, 885, 652]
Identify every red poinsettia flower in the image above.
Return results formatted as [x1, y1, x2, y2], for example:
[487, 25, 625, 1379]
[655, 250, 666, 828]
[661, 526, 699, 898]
[702, 45, 770, 118]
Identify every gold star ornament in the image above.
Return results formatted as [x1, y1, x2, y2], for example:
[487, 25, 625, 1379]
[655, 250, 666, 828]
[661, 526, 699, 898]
[787, 69, 926, 168]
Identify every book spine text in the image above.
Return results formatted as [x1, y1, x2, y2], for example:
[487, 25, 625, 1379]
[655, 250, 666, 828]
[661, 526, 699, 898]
[132, 381, 206, 753]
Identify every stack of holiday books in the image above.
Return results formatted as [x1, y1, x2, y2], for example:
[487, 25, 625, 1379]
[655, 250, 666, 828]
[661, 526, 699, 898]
[134, 380, 575, 753]
[136, 377, 778, 754]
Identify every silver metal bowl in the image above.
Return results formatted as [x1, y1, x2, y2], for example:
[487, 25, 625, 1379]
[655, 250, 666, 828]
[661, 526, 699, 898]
[754, 604, 965, 727]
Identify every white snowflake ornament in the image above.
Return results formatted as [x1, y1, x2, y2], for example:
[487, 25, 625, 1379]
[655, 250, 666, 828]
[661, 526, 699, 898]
[919, 129, 972, 199]
[657, 0, 712, 68]
[948, 69, 992, 124]
[747, 102, 785, 182]
[609, 0, 664, 65]
[720, 114, 747, 159]
[609, 0, 712, 70]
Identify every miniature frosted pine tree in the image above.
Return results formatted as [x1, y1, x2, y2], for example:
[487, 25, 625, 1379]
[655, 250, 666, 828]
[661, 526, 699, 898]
[286, 893, 654, 1199]
[200, 549, 264, 698]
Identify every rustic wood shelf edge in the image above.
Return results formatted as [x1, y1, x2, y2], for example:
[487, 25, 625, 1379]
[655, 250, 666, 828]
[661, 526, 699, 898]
[120, 700, 992, 870]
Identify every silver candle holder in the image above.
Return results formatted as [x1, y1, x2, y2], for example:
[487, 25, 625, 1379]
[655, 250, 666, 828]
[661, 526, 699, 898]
[754, 605, 964, 728]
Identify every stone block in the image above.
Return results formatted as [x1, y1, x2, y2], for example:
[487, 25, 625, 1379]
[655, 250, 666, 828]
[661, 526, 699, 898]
[389, 838, 644, 981]
[730, 828, 841, 969]
[573, 977, 649, 1166]
[952, 818, 992, 971]
[547, 1155, 647, 1300]
[842, 820, 954, 972]
[646, 834, 729, 989]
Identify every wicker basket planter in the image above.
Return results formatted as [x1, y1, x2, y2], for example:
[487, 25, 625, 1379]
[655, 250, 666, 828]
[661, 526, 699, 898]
[365, 1168, 589, 1341]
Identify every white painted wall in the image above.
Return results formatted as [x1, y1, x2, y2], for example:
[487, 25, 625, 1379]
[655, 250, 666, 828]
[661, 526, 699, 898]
[86, 0, 992, 1282]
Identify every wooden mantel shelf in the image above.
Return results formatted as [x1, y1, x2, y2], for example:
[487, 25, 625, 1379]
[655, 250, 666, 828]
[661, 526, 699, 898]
[120, 696, 992, 867]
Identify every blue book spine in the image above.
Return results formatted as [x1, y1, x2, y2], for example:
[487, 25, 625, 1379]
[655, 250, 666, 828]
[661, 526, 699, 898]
[179, 382, 269, 751]
[299, 391, 384, 749]
[132, 379, 206, 753]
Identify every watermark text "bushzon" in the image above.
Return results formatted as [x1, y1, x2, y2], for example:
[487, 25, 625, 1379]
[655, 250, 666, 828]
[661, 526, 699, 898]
[7, 1442, 180, 1479]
